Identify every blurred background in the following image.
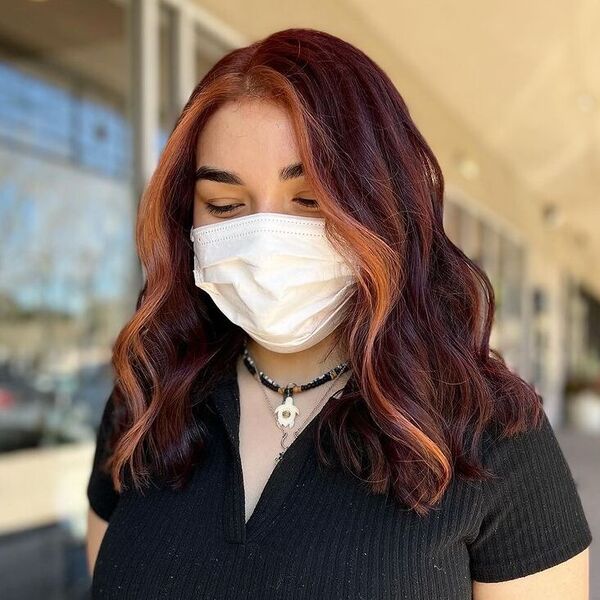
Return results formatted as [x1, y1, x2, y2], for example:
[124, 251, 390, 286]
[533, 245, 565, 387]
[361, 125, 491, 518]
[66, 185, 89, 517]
[0, 1, 598, 598]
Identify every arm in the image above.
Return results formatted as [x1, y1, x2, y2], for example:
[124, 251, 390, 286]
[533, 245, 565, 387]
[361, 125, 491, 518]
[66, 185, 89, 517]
[85, 390, 121, 578]
[86, 506, 110, 578]
[473, 547, 589, 600]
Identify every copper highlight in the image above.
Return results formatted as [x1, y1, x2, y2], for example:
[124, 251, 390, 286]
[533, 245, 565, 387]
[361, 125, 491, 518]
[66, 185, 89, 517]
[101, 28, 544, 516]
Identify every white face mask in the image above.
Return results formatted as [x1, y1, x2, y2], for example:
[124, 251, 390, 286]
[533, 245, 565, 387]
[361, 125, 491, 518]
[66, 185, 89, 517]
[190, 212, 356, 353]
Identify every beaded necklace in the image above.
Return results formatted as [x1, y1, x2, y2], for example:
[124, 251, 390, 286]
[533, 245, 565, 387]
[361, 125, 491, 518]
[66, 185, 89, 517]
[240, 342, 351, 463]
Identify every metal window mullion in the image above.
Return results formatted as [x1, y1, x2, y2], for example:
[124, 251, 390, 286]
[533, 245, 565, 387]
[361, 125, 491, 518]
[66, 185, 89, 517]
[172, 4, 196, 117]
[130, 0, 160, 200]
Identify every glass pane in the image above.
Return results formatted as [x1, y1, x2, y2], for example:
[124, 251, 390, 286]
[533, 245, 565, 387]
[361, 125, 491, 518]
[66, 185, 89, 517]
[443, 199, 460, 245]
[497, 236, 525, 372]
[458, 206, 478, 260]
[480, 223, 500, 292]
[0, 0, 135, 596]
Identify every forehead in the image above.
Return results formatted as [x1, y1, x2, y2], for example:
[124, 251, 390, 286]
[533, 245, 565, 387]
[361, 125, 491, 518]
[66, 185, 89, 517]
[196, 99, 301, 173]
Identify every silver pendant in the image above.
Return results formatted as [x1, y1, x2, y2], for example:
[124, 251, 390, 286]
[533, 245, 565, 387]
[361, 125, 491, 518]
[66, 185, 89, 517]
[275, 432, 289, 464]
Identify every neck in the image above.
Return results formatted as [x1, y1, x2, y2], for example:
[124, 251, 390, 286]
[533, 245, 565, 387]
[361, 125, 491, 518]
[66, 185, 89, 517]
[242, 331, 348, 386]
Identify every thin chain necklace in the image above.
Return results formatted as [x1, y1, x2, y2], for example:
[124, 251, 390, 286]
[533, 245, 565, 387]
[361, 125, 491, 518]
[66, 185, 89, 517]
[241, 344, 351, 464]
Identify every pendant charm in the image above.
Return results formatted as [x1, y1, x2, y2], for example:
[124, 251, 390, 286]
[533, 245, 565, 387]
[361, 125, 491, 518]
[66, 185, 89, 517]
[274, 394, 299, 427]
[275, 432, 289, 464]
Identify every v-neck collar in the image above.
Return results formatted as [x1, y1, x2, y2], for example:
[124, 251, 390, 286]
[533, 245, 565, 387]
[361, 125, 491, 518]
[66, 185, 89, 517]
[207, 360, 322, 545]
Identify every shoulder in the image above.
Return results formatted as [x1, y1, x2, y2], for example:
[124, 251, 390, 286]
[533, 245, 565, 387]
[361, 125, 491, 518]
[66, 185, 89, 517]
[467, 410, 593, 583]
[480, 409, 564, 472]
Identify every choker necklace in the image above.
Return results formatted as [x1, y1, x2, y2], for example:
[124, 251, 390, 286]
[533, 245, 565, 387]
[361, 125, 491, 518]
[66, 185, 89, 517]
[241, 343, 351, 463]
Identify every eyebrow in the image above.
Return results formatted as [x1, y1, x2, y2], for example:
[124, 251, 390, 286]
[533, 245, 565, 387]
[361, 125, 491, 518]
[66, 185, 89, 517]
[194, 162, 304, 184]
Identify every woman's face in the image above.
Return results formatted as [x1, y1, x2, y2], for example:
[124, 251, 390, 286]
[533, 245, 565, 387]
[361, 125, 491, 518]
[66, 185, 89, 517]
[193, 99, 324, 227]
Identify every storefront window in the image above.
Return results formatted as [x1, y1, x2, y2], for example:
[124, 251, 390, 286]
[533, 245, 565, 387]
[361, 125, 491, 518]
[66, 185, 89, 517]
[0, 0, 135, 596]
[497, 236, 525, 371]
[444, 198, 526, 373]
[0, 1, 135, 452]
[0, 2, 235, 593]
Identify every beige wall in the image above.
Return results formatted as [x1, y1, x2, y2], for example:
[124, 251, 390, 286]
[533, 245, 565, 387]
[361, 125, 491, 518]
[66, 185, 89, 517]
[0, 443, 93, 536]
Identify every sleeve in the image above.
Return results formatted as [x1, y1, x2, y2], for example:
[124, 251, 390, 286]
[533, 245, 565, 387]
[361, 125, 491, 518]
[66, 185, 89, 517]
[86, 390, 121, 521]
[467, 409, 593, 583]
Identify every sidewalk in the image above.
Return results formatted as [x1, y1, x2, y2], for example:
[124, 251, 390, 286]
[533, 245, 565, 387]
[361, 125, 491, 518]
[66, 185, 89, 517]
[555, 427, 599, 599]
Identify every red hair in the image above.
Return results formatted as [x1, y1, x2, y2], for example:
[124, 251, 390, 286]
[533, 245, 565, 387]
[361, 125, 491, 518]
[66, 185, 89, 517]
[103, 27, 544, 516]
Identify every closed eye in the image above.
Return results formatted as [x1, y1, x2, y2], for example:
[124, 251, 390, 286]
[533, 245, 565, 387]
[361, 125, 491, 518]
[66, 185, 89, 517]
[293, 198, 319, 209]
[205, 198, 320, 215]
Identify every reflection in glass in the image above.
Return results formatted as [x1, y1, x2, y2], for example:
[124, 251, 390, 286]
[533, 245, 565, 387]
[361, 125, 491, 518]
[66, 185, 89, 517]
[0, 0, 134, 596]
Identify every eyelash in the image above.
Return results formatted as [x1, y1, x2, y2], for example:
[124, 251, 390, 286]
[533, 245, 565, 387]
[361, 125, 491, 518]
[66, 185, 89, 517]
[206, 198, 319, 215]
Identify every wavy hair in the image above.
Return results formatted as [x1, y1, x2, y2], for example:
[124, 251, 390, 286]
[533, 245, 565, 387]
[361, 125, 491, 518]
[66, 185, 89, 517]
[102, 27, 544, 516]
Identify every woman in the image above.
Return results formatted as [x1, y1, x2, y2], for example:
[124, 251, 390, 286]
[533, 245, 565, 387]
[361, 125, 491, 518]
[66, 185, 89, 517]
[86, 28, 592, 599]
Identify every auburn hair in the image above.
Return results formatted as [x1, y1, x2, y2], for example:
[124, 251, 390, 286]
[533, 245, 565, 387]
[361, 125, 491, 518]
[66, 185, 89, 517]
[102, 27, 544, 516]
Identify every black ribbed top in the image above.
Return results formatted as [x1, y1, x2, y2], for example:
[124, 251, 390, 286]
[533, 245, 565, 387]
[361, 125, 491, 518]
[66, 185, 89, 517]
[87, 365, 593, 599]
